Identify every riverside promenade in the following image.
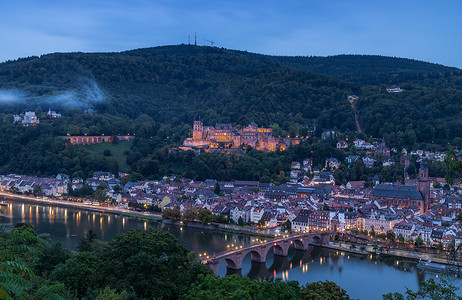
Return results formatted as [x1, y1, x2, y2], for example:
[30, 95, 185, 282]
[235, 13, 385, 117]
[325, 241, 455, 266]
[0, 191, 162, 221]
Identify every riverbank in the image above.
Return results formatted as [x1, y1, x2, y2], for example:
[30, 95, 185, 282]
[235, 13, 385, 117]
[162, 219, 274, 238]
[0, 191, 162, 221]
[324, 241, 455, 266]
[0, 191, 273, 237]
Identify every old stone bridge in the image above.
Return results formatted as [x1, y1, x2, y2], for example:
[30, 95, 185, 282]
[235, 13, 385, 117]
[202, 231, 336, 275]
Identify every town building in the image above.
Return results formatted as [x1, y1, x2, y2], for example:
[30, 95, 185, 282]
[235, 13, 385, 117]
[47, 108, 62, 118]
[370, 162, 431, 213]
[22, 111, 39, 126]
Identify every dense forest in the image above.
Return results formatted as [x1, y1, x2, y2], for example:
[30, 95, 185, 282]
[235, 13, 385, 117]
[0, 45, 461, 180]
[276, 54, 462, 88]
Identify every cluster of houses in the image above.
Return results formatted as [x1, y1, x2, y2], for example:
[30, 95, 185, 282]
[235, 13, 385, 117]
[0, 174, 67, 195]
[13, 109, 63, 126]
[333, 138, 447, 171]
[3, 162, 462, 249]
[13, 111, 40, 126]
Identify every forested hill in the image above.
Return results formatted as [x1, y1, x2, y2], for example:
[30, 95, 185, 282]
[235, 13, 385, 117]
[275, 54, 462, 88]
[0, 45, 357, 133]
[1, 45, 462, 179]
[1, 45, 462, 145]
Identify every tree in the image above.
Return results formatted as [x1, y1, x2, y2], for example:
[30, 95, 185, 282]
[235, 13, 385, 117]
[51, 251, 103, 299]
[33, 185, 42, 197]
[197, 208, 213, 225]
[162, 207, 181, 222]
[398, 234, 405, 244]
[383, 277, 462, 300]
[386, 230, 396, 242]
[238, 216, 245, 226]
[214, 182, 221, 195]
[95, 287, 127, 300]
[300, 280, 352, 299]
[370, 227, 376, 237]
[0, 225, 68, 299]
[52, 229, 211, 299]
[182, 208, 198, 223]
[94, 189, 108, 203]
[281, 220, 292, 232]
[35, 242, 71, 277]
[415, 236, 424, 247]
[99, 229, 210, 299]
[185, 274, 300, 300]
[77, 230, 105, 252]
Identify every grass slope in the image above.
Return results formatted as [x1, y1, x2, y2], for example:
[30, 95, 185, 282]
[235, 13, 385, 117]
[85, 140, 132, 172]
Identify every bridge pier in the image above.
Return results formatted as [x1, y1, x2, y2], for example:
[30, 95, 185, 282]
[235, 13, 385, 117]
[206, 260, 220, 276]
[251, 245, 271, 263]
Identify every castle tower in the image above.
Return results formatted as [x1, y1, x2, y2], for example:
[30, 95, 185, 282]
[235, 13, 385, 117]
[418, 160, 431, 211]
[193, 121, 203, 140]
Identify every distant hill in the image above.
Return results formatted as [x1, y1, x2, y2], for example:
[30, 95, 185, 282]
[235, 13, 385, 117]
[1, 45, 462, 179]
[0, 45, 357, 132]
[275, 54, 462, 87]
[1, 45, 462, 148]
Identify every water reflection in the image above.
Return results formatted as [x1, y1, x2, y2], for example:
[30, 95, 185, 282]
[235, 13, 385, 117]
[1, 200, 461, 299]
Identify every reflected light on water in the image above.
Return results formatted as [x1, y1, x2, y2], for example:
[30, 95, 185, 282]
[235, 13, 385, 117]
[302, 263, 309, 273]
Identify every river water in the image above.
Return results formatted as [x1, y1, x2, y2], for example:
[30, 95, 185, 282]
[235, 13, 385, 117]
[1, 200, 461, 299]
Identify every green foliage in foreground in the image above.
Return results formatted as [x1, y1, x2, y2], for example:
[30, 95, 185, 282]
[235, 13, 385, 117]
[0, 224, 67, 299]
[383, 277, 462, 300]
[4, 223, 462, 300]
[185, 274, 300, 300]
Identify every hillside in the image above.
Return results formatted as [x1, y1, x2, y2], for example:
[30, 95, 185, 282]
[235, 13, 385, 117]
[0, 45, 357, 133]
[1, 45, 462, 180]
[275, 54, 462, 87]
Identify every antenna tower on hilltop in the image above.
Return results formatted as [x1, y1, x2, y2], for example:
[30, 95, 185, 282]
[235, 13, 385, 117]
[195, 32, 197, 46]
[204, 39, 215, 46]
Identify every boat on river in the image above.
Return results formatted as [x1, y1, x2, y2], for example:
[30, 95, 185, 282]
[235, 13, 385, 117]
[417, 260, 446, 272]
[418, 260, 462, 275]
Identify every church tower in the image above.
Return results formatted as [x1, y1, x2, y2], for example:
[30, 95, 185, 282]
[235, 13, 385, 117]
[418, 160, 431, 211]
[193, 121, 203, 140]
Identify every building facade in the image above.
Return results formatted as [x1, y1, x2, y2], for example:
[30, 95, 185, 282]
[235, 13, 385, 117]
[183, 121, 302, 152]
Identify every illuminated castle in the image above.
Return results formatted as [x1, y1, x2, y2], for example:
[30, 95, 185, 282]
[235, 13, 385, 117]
[183, 121, 302, 152]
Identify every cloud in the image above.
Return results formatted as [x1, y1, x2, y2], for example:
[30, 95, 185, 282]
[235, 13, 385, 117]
[0, 89, 26, 104]
[0, 79, 106, 108]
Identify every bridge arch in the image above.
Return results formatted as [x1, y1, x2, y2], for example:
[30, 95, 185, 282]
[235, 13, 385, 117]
[293, 238, 310, 250]
[249, 249, 264, 263]
[224, 257, 240, 269]
[309, 235, 324, 246]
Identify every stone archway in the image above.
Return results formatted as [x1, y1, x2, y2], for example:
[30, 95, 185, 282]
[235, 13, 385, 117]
[310, 235, 323, 246]
[225, 257, 240, 270]
[293, 238, 310, 250]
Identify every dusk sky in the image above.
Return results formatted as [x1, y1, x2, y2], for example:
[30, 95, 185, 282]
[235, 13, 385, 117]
[1, 0, 461, 68]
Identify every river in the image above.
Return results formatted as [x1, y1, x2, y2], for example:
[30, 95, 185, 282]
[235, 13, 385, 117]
[1, 200, 460, 299]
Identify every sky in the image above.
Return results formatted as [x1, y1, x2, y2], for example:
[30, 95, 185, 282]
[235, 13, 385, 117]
[1, 0, 461, 68]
